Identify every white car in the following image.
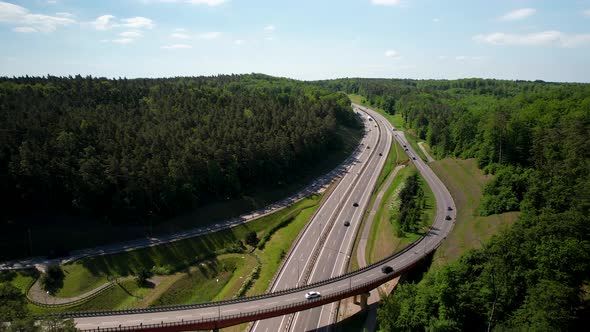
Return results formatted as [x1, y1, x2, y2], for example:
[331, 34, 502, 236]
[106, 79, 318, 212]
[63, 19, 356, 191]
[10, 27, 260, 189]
[305, 291, 321, 299]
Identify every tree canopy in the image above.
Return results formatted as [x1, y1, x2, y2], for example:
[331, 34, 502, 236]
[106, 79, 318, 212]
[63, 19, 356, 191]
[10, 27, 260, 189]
[0, 74, 360, 224]
[317, 78, 590, 331]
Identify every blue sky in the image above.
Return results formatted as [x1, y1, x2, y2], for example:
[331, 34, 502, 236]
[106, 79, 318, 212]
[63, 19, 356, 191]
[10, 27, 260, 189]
[1, 0, 589, 82]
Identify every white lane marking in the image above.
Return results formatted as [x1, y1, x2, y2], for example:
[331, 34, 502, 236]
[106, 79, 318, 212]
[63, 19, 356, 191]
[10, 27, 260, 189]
[246, 305, 258, 309]
[100, 321, 119, 325]
[175, 315, 192, 319]
[225, 309, 238, 312]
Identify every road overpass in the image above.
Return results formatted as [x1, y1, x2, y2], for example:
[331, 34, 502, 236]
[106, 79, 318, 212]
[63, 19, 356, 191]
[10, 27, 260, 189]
[65, 104, 455, 331]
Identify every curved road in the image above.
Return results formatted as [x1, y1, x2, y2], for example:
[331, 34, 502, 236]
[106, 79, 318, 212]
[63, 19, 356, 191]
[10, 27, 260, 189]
[69, 105, 456, 332]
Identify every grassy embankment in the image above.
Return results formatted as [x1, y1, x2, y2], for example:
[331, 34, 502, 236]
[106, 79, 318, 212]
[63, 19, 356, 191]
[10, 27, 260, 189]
[24, 193, 323, 315]
[366, 165, 437, 264]
[429, 158, 519, 268]
[349, 137, 405, 272]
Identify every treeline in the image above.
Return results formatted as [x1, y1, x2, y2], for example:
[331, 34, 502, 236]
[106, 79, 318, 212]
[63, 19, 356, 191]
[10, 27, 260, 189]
[0, 74, 360, 223]
[396, 172, 425, 235]
[319, 78, 590, 330]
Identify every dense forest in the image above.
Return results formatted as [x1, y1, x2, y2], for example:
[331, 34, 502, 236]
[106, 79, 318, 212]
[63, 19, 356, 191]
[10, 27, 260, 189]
[0, 74, 360, 224]
[317, 78, 590, 331]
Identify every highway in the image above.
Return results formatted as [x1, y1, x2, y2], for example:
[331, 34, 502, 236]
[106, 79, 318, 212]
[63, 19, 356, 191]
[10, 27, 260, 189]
[68, 104, 455, 332]
[251, 106, 391, 332]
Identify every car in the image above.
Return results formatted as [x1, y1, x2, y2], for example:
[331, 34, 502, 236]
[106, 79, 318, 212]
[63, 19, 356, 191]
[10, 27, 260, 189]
[367, 146, 370, 149]
[381, 265, 394, 274]
[374, 125, 377, 127]
[403, 144, 407, 148]
[412, 157, 417, 160]
[379, 153, 383, 156]
[353, 202, 359, 207]
[447, 206, 453, 211]
[404, 148, 409, 151]
[445, 215, 452, 220]
[305, 291, 321, 299]
[344, 221, 350, 227]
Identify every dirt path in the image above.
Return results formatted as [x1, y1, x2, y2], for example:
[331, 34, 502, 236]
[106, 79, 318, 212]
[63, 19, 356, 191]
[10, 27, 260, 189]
[356, 165, 404, 268]
[27, 277, 117, 305]
[418, 142, 435, 162]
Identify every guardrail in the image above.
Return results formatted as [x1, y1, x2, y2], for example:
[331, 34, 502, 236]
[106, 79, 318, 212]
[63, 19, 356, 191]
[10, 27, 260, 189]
[77, 273, 406, 332]
[50, 229, 428, 321]
[263, 130, 366, 293]
[26, 276, 118, 308]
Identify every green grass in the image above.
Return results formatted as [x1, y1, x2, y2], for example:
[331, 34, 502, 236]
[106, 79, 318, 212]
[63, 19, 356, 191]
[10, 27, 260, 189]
[213, 254, 258, 301]
[73, 195, 322, 279]
[429, 158, 519, 268]
[367, 165, 411, 263]
[55, 265, 108, 298]
[375, 138, 399, 189]
[247, 197, 322, 295]
[26, 194, 322, 314]
[0, 270, 36, 294]
[28, 279, 152, 315]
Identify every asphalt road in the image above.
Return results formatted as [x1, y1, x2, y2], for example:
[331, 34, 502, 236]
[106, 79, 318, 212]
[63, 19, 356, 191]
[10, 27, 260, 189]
[252, 108, 390, 332]
[70, 105, 455, 331]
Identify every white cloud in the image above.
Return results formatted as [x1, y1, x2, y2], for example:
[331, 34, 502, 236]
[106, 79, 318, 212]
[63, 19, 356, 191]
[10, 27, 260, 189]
[371, 0, 401, 6]
[113, 38, 134, 44]
[171, 32, 190, 39]
[499, 8, 536, 21]
[186, 0, 227, 6]
[0, 1, 75, 32]
[13, 26, 36, 33]
[161, 43, 192, 49]
[384, 49, 400, 58]
[119, 17, 154, 29]
[583, 9, 590, 17]
[234, 39, 245, 45]
[119, 30, 142, 38]
[473, 31, 590, 48]
[91, 15, 115, 30]
[46, 0, 57, 4]
[198, 31, 222, 39]
[91, 15, 154, 32]
[438, 55, 447, 60]
[455, 55, 484, 61]
[432, 18, 440, 23]
[55, 12, 75, 18]
[174, 28, 186, 32]
[264, 25, 275, 31]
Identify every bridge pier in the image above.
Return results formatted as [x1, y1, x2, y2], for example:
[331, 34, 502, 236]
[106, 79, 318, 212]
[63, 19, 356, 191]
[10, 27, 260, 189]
[353, 292, 371, 310]
[359, 292, 370, 310]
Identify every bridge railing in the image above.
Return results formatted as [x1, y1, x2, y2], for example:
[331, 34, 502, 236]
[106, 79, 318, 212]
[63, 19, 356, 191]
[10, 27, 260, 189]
[77, 275, 394, 332]
[52, 230, 431, 319]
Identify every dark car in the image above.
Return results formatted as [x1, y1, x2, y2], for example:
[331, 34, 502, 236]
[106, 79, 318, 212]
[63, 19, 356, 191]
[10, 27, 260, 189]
[344, 221, 350, 227]
[353, 202, 359, 207]
[381, 265, 394, 274]
[379, 153, 383, 156]
[367, 146, 370, 149]
[403, 144, 407, 148]
[445, 215, 452, 220]
[447, 206, 453, 211]
[412, 157, 417, 160]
